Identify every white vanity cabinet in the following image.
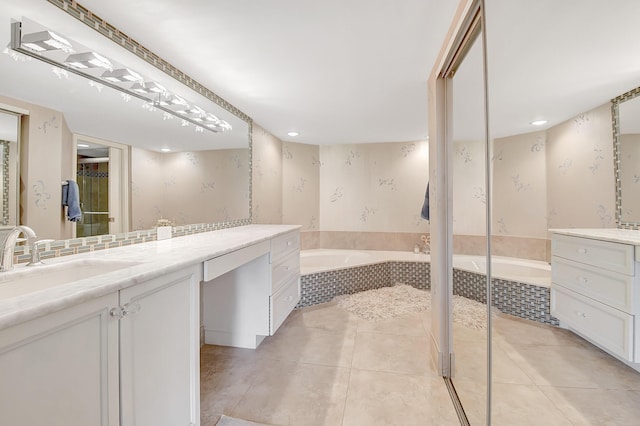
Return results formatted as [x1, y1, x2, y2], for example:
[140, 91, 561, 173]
[550, 231, 640, 369]
[0, 292, 120, 426]
[202, 229, 301, 349]
[119, 265, 201, 426]
[0, 264, 201, 426]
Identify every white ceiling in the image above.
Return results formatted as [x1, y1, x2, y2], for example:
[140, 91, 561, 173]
[2, 0, 640, 146]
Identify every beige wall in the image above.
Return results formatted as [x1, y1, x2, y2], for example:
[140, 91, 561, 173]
[452, 140, 487, 236]
[262, 101, 617, 259]
[0, 94, 74, 240]
[318, 141, 430, 233]
[282, 142, 320, 231]
[252, 124, 283, 224]
[492, 131, 548, 238]
[131, 147, 250, 230]
[546, 103, 615, 230]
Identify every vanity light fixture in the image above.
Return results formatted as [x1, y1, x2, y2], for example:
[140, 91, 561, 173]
[530, 119, 547, 126]
[161, 148, 171, 152]
[101, 68, 143, 83]
[10, 19, 232, 135]
[21, 30, 73, 53]
[156, 93, 188, 107]
[64, 51, 112, 70]
[287, 131, 299, 137]
[130, 81, 167, 95]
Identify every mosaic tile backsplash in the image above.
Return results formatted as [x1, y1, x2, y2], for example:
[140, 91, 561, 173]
[12, 220, 248, 265]
[299, 261, 558, 326]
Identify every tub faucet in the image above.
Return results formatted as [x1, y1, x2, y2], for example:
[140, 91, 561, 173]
[420, 234, 430, 254]
[0, 226, 38, 272]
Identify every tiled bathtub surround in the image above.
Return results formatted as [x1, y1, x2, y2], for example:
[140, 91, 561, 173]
[12, 220, 249, 265]
[453, 269, 559, 326]
[299, 260, 557, 326]
[301, 231, 551, 262]
[299, 261, 430, 308]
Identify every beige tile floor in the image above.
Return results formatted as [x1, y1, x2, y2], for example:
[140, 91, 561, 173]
[200, 302, 640, 425]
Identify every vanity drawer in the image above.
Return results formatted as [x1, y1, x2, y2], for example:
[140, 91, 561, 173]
[552, 256, 635, 312]
[270, 276, 300, 334]
[551, 285, 633, 361]
[552, 234, 634, 275]
[270, 231, 300, 264]
[272, 250, 300, 294]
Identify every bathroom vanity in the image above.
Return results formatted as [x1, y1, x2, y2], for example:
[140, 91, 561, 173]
[550, 228, 640, 371]
[0, 224, 300, 426]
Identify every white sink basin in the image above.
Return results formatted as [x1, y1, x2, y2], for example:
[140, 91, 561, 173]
[0, 259, 141, 299]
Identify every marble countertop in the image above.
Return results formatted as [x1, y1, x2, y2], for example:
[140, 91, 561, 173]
[0, 224, 300, 330]
[549, 228, 640, 245]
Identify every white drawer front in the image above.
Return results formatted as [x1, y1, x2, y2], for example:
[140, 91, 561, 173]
[272, 250, 300, 294]
[270, 276, 300, 334]
[552, 234, 634, 275]
[271, 231, 300, 265]
[551, 285, 633, 361]
[552, 256, 634, 313]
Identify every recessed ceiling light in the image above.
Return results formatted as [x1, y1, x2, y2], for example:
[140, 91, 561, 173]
[287, 131, 299, 137]
[77, 143, 89, 148]
[161, 148, 171, 152]
[530, 120, 547, 126]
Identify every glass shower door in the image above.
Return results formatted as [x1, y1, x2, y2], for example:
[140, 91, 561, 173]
[75, 137, 129, 237]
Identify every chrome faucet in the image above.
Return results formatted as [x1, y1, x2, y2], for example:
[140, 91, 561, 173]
[0, 226, 40, 271]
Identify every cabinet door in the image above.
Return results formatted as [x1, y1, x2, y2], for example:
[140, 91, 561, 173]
[119, 266, 201, 426]
[0, 293, 120, 426]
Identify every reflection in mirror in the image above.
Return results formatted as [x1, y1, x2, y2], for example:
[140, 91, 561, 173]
[613, 87, 640, 228]
[0, 1, 252, 241]
[451, 30, 489, 425]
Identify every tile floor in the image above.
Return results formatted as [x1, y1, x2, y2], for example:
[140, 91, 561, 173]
[200, 302, 640, 425]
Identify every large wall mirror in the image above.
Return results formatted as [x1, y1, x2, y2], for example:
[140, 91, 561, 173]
[613, 86, 640, 229]
[0, 0, 251, 241]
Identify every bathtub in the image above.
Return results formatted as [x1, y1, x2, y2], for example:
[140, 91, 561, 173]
[300, 249, 550, 287]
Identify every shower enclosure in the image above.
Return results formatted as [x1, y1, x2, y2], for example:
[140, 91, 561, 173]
[76, 158, 110, 237]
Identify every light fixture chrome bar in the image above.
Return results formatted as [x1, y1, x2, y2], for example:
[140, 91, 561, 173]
[10, 21, 229, 135]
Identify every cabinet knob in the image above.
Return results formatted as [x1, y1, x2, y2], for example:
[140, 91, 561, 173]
[577, 248, 588, 254]
[109, 303, 142, 319]
[579, 276, 588, 284]
[286, 241, 292, 246]
[110, 306, 126, 319]
[575, 311, 587, 318]
[124, 302, 142, 315]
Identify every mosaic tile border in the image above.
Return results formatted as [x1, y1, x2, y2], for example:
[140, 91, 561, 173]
[12, 220, 249, 264]
[1, 140, 9, 226]
[300, 261, 558, 326]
